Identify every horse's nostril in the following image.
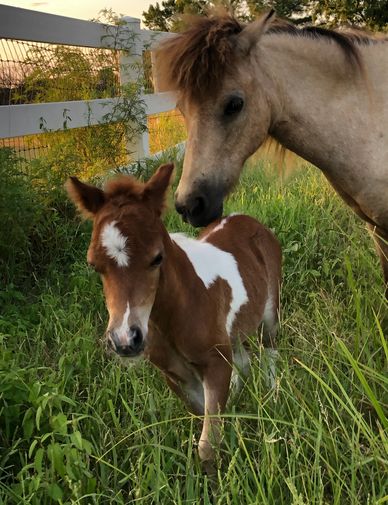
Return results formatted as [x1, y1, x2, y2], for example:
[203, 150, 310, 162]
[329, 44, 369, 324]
[175, 202, 186, 217]
[189, 196, 206, 219]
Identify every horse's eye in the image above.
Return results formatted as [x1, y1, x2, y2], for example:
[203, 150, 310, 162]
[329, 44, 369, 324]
[224, 96, 244, 116]
[150, 253, 163, 268]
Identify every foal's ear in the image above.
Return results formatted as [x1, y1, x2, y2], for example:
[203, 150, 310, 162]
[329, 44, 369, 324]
[65, 176, 106, 218]
[235, 10, 275, 55]
[143, 163, 174, 214]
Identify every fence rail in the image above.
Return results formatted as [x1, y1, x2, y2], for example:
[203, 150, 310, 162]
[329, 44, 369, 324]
[0, 4, 176, 160]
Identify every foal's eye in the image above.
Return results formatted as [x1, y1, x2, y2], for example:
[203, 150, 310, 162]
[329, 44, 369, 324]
[150, 253, 163, 268]
[224, 96, 244, 116]
[88, 261, 101, 273]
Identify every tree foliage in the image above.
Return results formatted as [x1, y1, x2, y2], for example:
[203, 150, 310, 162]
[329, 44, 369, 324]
[143, 0, 208, 32]
[248, 0, 311, 21]
[313, 0, 388, 30]
[143, 0, 388, 31]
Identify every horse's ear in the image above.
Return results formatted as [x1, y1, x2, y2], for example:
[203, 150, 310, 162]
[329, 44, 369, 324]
[143, 163, 175, 215]
[235, 10, 275, 55]
[65, 176, 106, 218]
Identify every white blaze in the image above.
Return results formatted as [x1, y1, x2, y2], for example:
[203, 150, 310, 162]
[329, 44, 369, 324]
[116, 302, 131, 344]
[101, 221, 129, 267]
[132, 303, 153, 338]
[170, 233, 248, 335]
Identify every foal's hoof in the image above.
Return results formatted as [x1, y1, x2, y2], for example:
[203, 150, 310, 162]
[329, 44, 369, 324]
[201, 458, 217, 476]
[198, 440, 217, 475]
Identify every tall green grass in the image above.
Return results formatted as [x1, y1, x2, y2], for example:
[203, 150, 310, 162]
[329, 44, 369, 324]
[0, 156, 387, 504]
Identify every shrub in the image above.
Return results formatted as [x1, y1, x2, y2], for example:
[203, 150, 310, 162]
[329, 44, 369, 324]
[0, 148, 43, 283]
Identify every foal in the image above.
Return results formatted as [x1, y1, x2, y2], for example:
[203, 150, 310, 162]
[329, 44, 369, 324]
[66, 163, 282, 467]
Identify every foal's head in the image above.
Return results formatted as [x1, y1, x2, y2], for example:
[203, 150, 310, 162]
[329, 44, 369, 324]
[66, 164, 174, 358]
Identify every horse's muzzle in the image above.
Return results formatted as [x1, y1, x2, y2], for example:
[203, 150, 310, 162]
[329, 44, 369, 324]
[175, 186, 224, 227]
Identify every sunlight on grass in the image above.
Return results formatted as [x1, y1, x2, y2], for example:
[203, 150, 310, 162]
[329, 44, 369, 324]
[148, 111, 186, 154]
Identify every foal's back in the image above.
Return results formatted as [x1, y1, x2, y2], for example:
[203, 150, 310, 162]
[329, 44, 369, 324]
[199, 214, 282, 342]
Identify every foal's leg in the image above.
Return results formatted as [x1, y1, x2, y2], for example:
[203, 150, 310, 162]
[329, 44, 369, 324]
[161, 363, 204, 415]
[198, 345, 232, 470]
[262, 295, 280, 389]
[368, 224, 388, 298]
[230, 341, 250, 394]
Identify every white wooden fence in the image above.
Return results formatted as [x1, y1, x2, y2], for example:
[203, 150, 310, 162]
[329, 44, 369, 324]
[0, 5, 177, 160]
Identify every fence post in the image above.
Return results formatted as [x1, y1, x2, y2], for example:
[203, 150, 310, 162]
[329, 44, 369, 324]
[119, 16, 149, 161]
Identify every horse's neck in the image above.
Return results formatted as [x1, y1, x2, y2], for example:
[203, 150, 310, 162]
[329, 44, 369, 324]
[260, 35, 388, 175]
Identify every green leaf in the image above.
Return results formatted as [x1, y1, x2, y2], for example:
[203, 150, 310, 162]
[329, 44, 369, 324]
[47, 483, 63, 502]
[50, 413, 68, 435]
[71, 430, 83, 450]
[48, 443, 66, 477]
[35, 405, 42, 430]
[28, 439, 38, 459]
[34, 447, 44, 475]
[23, 413, 34, 439]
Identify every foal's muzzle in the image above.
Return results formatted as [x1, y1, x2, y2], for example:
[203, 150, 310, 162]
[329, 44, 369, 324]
[175, 186, 224, 228]
[108, 325, 145, 357]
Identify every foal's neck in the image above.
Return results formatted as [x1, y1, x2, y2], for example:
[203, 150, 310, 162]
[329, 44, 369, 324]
[151, 229, 201, 335]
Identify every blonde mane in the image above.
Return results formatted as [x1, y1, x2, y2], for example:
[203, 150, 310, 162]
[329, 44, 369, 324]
[156, 12, 381, 101]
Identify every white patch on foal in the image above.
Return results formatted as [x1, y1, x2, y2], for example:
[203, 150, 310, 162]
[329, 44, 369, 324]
[170, 233, 248, 334]
[116, 302, 130, 343]
[200, 213, 242, 241]
[132, 303, 153, 339]
[263, 296, 275, 327]
[101, 221, 129, 267]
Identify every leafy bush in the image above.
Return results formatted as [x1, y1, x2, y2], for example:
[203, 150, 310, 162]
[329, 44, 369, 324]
[0, 148, 43, 283]
[0, 146, 92, 287]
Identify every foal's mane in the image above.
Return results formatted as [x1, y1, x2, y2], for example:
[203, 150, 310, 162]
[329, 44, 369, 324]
[156, 12, 379, 101]
[103, 172, 170, 216]
[105, 176, 144, 200]
[103, 176, 147, 209]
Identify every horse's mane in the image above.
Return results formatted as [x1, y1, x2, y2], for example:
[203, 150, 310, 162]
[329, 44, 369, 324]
[266, 19, 372, 71]
[156, 12, 380, 101]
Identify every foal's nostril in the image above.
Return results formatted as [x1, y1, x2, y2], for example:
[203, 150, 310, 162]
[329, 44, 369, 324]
[129, 325, 143, 351]
[115, 345, 132, 356]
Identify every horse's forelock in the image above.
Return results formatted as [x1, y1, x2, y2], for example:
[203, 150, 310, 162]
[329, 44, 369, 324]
[156, 15, 243, 101]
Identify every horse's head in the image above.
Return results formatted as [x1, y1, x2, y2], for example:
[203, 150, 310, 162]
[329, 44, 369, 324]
[66, 164, 174, 358]
[156, 12, 275, 226]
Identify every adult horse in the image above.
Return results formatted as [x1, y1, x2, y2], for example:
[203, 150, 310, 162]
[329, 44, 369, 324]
[156, 12, 388, 293]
